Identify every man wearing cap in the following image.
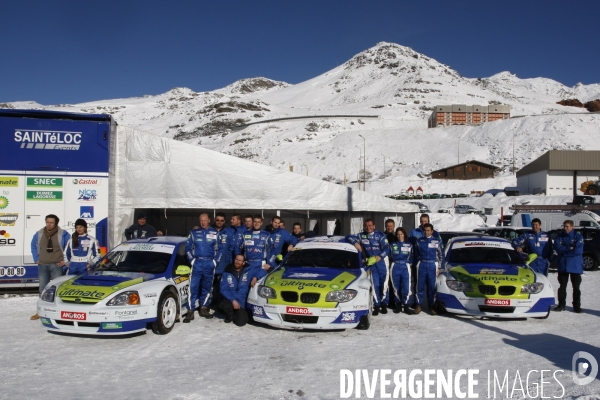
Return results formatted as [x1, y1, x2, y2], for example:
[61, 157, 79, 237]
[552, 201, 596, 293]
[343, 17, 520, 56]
[64, 219, 101, 275]
[30, 214, 70, 320]
[124, 211, 163, 240]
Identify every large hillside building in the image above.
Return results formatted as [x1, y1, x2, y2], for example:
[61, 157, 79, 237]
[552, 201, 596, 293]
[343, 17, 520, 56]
[430, 160, 500, 180]
[516, 150, 600, 195]
[428, 104, 511, 128]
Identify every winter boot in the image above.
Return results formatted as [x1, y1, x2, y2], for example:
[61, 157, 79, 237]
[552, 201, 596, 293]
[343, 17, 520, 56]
[413, 304, 422, 315]
[199, 306, 214, 319]
[372, 306, 380, 316]
[183, 310, 195, 323]
[393, 304, 402, 314]
[380, 305, 388, 314]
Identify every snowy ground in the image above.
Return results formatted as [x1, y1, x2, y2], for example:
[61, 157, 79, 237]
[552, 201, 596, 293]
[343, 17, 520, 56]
[2, 273, 600, 399]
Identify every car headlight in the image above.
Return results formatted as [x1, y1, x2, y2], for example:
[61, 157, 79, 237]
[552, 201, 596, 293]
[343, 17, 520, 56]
[325, 290, 357, 303]
[445, 280, 473, 292]
[258, 285, 276, 299]
[521, 283, 544, 294]
[40, 285, 56, 303]
[106, 291, 140, 306]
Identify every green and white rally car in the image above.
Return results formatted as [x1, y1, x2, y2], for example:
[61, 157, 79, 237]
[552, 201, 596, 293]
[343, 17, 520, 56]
[37, 237, 192, 335]
[246, 236, 373, 330]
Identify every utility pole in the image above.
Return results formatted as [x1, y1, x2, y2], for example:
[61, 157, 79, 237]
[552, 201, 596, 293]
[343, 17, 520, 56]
[359, 134, 366, 191]
[512, 130, 515, 173]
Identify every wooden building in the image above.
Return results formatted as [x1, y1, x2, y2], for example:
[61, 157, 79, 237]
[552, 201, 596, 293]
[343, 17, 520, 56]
[430, 160, 500, 180]
[428, 104, 511, 128]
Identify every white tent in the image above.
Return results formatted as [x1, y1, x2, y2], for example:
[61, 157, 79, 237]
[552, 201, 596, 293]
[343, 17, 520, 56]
[108, 126, 418, 246]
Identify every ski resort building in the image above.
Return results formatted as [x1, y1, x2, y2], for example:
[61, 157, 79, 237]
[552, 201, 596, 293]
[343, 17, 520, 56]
[516, 150, 600, 195]
[428, 104, 511, 128]
[430, 160, 500, 180]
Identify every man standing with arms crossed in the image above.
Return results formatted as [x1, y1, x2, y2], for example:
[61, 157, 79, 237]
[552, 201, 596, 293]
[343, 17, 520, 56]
[268, 216, 298, 267]
[184, 213, 218, 322]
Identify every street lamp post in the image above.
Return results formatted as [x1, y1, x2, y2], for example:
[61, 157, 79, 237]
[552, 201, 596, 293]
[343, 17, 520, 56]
[355, 145, 362, 190]
[359, 134, 365, 191]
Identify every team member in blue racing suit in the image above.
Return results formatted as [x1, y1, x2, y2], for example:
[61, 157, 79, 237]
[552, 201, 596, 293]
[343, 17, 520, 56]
[389, 227, 413, 314]
[218, 254, 258, 326]
[553, 220, 584, 313]
[346, 219, 390, 315]
[237, 215, 271, 279]
[408, 214, 440, 308]
[414, 223, 444, 315]
[64, 219, 101, 275]
[184, 213, 218, 322]
[512, 218, 552, 276]
[267, 216, 298, 267]
[211, 213, 236, 306]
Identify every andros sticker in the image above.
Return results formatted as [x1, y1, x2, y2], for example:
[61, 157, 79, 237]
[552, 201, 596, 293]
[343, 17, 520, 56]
[484, 299, 510, 306]
[286, 306, 312, 315]
[60, 311, 86, 320]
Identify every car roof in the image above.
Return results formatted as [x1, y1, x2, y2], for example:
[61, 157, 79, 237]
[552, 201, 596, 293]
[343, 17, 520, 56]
[441, 231, 488, 235]
[448, 235, 513, 249]
[297, 236, 358, 252]
[123, 236, 187, 245]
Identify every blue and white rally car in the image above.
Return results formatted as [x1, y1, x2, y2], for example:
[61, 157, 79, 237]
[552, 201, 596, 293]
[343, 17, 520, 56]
[37, 237, 192, 335]
[435, 236, 555, 318]
[246, 236, 373, 330]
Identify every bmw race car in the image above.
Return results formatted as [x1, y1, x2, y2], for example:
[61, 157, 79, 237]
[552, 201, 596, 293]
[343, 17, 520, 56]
[436, 236, 555, 318]
[246, 236, 372, 330]
[37, 237, 192, 335]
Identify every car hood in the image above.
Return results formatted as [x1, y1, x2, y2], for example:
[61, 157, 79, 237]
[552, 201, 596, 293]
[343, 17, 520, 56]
[264, 266, 361, 307]
[446, 263, 537, 298]
[56, 272, 155, 303]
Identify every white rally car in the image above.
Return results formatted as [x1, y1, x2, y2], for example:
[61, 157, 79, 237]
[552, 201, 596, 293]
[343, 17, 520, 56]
[436, 236, 555, 318]
[37, 237, 192, 335]
[246, 236, 373, 330]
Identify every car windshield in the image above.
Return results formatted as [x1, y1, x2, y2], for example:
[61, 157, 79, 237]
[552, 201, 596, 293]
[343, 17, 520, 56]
[449, 247, 523, 265]
[283, 248, 360, 269]
[95, 250, 172, 274]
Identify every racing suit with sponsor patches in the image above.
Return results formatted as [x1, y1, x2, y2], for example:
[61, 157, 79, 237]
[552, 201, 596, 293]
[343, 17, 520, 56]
[512, 231, 552, 275]
[185, 227, 219, 309]
[64, 234, 101, 275]
[414, 235, 444, 308]
[219, 264, 257, 309]
[268, 227, 298, 267]
[390, 241, 413, 306]
[237, 230, 271, 279]
[346, 230, 390, 307]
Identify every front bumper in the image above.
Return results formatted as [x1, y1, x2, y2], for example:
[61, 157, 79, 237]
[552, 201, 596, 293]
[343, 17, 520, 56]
[436, 293, 555, 318]
[37, 301, 156, 335]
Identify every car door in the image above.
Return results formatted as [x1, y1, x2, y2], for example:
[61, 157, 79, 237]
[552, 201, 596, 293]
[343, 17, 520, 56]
[172, 244, 192, 311]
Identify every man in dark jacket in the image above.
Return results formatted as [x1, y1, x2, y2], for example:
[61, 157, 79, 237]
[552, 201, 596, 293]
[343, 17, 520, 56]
[219, 254, 257, 326]
[553, 220, 584, 313]
[124, 211, 163, 240]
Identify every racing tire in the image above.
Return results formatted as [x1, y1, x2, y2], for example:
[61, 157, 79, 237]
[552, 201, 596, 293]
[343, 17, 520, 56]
[583, 254, 598, 271]
[356, 315, 370, 330]
[434, 300, 447, 315]
[152, 291, 178, 335]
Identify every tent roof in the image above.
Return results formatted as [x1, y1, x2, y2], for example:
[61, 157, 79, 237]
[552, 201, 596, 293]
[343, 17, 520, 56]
[113, 126, 418, 214]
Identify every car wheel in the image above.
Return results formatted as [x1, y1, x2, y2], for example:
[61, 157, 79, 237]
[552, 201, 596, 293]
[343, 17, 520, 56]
[356, 315, 370, 330]
[152, 290, 178, 335]
[583, 254, 598, 271]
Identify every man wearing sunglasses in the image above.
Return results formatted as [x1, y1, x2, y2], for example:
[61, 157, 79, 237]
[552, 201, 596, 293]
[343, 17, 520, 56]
[30, 214, 71, 320]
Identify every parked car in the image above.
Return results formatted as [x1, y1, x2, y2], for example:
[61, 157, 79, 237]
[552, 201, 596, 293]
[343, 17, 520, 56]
[37, 237, 192, 336]
[472, 227, 534, 242]
[430, 193, 441, 199]
[438, 208, 452, 214]
[455, 205, 483, 215]
[409, 201, 431, 213]
[435, 236, 555, 318]
[246, 236, 372, 330]
[547, 227, 600, 271]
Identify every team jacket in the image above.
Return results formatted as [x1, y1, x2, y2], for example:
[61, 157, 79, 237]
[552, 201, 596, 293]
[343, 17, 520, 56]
[215, 226, 236, 274]
[185, 227, 219, 263]
[220, 264, 257, 308]
[512, 231, 553, 260]
[268, 227, 299, 264]
[238, 229, 271, 263]
[345, 230, 389, 261]
[64, 234, 101, 267]
[390, 241, 413, 265]
[553, 230, 584, 274]
[414, 235, 444, 266]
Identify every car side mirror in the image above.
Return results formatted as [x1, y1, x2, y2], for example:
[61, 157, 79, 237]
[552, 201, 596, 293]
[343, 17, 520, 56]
[175, 265, 191, 276]
[526, 253, 537, 266]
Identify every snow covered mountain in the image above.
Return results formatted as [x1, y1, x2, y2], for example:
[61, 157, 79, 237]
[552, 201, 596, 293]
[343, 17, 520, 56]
[4, 42, 600, 196]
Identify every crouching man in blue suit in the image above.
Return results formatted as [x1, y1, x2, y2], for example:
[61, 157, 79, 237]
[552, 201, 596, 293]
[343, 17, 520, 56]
[219, 254, 258, 326]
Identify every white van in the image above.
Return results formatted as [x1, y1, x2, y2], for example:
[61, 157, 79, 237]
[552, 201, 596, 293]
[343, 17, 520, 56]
[510, 211, 600, 231]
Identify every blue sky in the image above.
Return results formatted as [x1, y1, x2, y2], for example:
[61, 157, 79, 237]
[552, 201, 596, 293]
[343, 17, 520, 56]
[1, 1, 598, 105]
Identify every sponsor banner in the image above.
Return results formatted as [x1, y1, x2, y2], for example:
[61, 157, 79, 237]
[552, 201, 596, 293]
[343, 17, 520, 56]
[26, 177, 63, 188]
[0, 196, 8, 209]
[286, 306, 312, 315]
[0, 177, 18, 187]
[26, 191, 63, 201]
[15, 130, 82, 151]
[484, 298, 510, 306]
[0, 233, 17, 247]
[60, 311, 86, 320]
[0, 213, 19, 226]
[80, 206, 94, 218]
[77, 188, 97, 202]
[72, 178, 100, 185]
[88, 311, 110, 317]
